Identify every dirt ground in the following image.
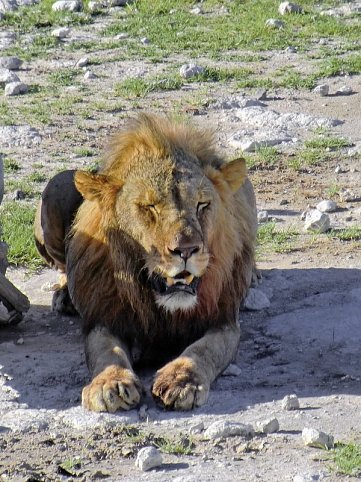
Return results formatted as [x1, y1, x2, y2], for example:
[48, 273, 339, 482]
[1, 2, 361, 481]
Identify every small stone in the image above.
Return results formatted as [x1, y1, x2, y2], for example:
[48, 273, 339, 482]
[52, 0, 82, 12]
[335, 85, 353, 96]
[4, 81, 28, 96]
[278, 2, 302, 15]
[204, 421, 254, 440]
[285, 46, 297, 53]
[105, 0, 133, 5]
[138, 404, 148, 421]
[256, 417, 280, 434]
[222, 363, 242, 377]
[11, 189, 26, 200]
[302, 427, 334, 449]
[135, 447, 162, 471]
[190, 6, 202, 14]
[51, 27, 70, 38]
[334, 164, 342, 174]
[140, 37, 150, 45]
[339, 188, 357, 202]
[76, 56, 89, 68]
[244, 288, 271, 311]
[0, 68, 20, 86]
[316, 200, 337, 213]
[313, 84, 329, 97]
[180, 63, 204, 79]
[304, 210, 330, 233]
[282, 394, 300, 410]
[280, 199, 289, 205]
[189, 421, 204, 435]
[16, 337, 24, 345]
[265, 18, 285, 29]
[88, 0, 104, 11]
[257, 210, 269, 223]
[83, 70, 97, 80]
[0, 56, 22, 70]
[115, 32, 129, 40]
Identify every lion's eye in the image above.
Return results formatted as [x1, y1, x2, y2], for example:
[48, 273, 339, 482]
[197, 202, 210, 214]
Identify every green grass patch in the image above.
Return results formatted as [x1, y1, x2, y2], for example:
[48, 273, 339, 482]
[331, 442, 361, 476]
[257, 222, 299, 254]
[304, 135, 351, 150]
[317, 53, 361, 78]
[114, 74, 183, 98]
[48, 68, 79, 87]
[287, 148, 327, 170]
[155, 435, 193, 455]
[0, 202, 43, 269]
[3, 158, 21, 173]
[328, 227, 361, 242]
[245, 147, 279, 169]
[192, 66, 254, 83]
[27, 172, 47, 183]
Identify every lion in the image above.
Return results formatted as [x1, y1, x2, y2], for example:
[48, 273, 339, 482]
[35, 113, 257, 412]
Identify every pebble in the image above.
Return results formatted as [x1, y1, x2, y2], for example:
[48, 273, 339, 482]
[190, 6, 202, 14]
[135, 447, 162, 471]
[11, 189, 26, 200]
[304, 210, 330, 233]
[285, 46, 297, 53]
[335, 85, 353, 96]
[189, 421, 204, 435]
[278, 1, 302, 14]
[293, 475, 321, 482]
[316, 200, 337, 213]
[313, 84, 329, 97]
[334, 164, 342, 174]
[339, 188, 357, 202]
[76, 56, 89, 68]
[0, 68, 20, 86]
[302, 427, 334, 449]
[140, 37, 150, 45]
[16, 337, 24, 345]
[4, 81, 28, 96]
[244, 288, 271, 310]
[204, 420, 254, 440]
[88, 1, 104, 11]
[0, 56, 22, 70]
[84, 70, 97, 80]
[52, 0, 82, 12]
[265, 18, 285, 29]
[222, 363, 242, 377]
[256, 417, 280, 434]
[179, 63, 204, 79]
[115, 32, 129, 40]
[51, 27, 71, 39]
[282, 394, 300, 410]
[257, 210, 269, 223]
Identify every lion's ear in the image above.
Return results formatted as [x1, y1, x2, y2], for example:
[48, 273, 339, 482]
[219, 158, 247, 192]
[74, 171, 123, 203]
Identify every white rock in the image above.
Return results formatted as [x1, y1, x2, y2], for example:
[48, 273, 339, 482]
[105, 0, 133, 5]
[321, 4, 361, 17]
[222, 363, 242, 377]
[244, 288, 271, 311]
[278, 2, 302, 14]
[0, 68, 20, 85]
[335, 85, 353, 96]
[16, 337, 24, 345]
[4, 81, 28, 96]
[189, 421, 204, 434]
[51, 27, 70, 38]
[302, 427, 334, 449]
[334, 165, 342, 174]
[76, 56, 89, 67]
[285, 46, 297, 53]
[0, 0, 18, 12]
[180, 63, 204, 79]
[52, 0, 82, 11]
[256, 417, 280, 434]
[204, 420, 254, 439]
[257, 210, 269, 223]
[190, 6, 202, 14]
[339, 188, 358, 202]
[135, 447, 162, 471]
[84, 70, 97, 79]
[88, 0, 104, 10]
[304, 210, 330, 233]
[282, 394, 300, 410]
[0, 56, 22, 70]
[140, 37, 150, 44]
[265, 18, 285, 28]
[313, 84, 329, 96]
[316, 200, 337, 213]
[229, 129, 292, 152]
[115, 32, 129, 40]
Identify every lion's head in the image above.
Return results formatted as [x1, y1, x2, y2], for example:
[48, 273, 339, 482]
[72, 114, 256, 319]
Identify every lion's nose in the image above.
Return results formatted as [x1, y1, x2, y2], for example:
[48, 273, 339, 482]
[168, 245, 200, 261]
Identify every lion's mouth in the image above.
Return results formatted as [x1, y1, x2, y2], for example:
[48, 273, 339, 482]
[151, 271, 200, 296]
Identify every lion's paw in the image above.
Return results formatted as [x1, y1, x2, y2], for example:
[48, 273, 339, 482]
[82, 365, 142, 413]
[152, 357, 209, 410]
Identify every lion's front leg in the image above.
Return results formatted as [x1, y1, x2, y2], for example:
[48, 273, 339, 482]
[152, 323, 240, 410]
[82, 327, 143, 412]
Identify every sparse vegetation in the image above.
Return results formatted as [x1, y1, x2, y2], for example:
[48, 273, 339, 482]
[331, 442, 361, 476]
[257, 222, 299, 254]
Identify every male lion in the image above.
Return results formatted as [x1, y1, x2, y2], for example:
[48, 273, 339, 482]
[35, 114, 257, 412]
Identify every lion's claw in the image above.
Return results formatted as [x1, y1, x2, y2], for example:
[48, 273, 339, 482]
[152, 357, 209, 410]
[82, 365, 142, 412]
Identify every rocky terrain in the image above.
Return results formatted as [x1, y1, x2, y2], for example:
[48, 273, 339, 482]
[0, 1, 360, 481]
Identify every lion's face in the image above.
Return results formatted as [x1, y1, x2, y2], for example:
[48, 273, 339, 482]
[115, 157, 217, 313]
